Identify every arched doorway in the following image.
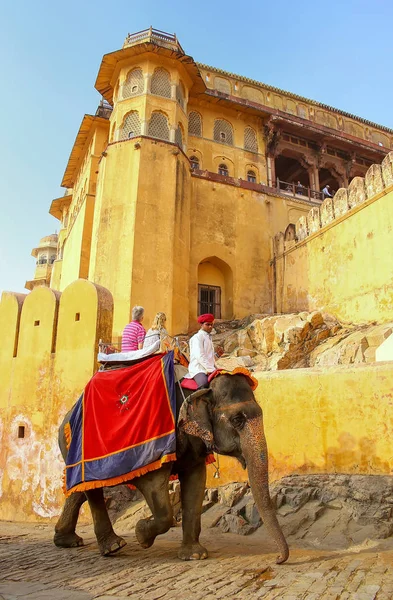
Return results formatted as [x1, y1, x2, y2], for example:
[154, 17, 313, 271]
[197, 257, 233, 320]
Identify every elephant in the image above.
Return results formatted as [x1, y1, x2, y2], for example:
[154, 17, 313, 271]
[54, 372, 289, 564]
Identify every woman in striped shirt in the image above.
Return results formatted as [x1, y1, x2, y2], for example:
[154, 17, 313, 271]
[121, 306, 146, 352]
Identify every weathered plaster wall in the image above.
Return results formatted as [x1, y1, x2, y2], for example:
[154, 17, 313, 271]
[0, 280, 113, 522]
[207, 361, 393, 486]
[274, 153, 393, 324]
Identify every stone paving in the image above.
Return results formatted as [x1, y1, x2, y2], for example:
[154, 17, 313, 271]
[1, 521, 393, 599]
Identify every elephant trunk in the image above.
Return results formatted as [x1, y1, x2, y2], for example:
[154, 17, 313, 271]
[239, 416, 289, 564]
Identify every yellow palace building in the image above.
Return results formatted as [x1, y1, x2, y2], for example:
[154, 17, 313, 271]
[46, 27, 391, 337]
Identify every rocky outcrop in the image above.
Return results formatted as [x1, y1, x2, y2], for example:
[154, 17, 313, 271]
[108, 474, 393, 549]
[211, 312, 393, 371]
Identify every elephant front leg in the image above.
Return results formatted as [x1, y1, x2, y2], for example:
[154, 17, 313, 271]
[54, 491, 86, 548]
[85, 488, 127, 556]
[133, 464, 173, 549]
[178, 460, 208, 560]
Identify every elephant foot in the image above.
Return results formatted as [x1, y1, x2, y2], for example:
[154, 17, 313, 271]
[178, 543, 208, 561]
[54, 531, 84, 548]
[135, 519, 156, 549]
[98, 533, 127, 557]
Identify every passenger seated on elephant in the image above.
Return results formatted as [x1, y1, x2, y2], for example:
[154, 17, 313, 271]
[121, 305, 146, 351]
[143, 312, 170, 353]
[184, 313, 216, 388]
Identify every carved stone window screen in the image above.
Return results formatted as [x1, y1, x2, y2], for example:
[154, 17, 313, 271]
[215, 77, 231, 95]
[214, 119, 233, 145]
[188, 111, 202, 137]
[123, 68, 144, 99]
[176, 82, 185, 109]
[151, 67, 171, 98]
[120, 111, 141, 140]
[148, 112, 170, 141]
[244, 127, 258, 153]
[175, 125, 183, 148]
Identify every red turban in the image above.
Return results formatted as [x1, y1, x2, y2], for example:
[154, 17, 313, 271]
[197, 313, 214, 324]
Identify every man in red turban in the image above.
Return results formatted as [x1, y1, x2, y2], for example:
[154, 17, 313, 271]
[184, 313, 216, 388]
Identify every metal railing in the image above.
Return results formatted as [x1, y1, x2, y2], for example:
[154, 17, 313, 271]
[276, 178, 326, 201]
[123, 27, 184, 54]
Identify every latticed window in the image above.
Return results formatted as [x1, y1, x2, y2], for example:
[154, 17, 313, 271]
[175, 125, 183, 148]
[218, 164, 229, 176]
[188, 111, 202, 137]
[190, 156, 199, 169]
[151, 67, 171, 98]
[148, 112, 170, 141]
[247, 170, 257, 183]
[120, 111, 141, 140]
[123, 68, 144, 98]
[176, 82, 185, 109]
[213, 119, 233, 145]
[244, 127, 258, 152]
[215, 77, 231, 95]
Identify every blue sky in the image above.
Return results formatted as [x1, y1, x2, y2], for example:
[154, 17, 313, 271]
[1, 0, 392, 295]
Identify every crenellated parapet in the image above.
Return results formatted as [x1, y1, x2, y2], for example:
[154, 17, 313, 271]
[295, 151, 393, 241]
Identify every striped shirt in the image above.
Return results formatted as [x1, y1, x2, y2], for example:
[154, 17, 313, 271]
[121, 321, 146, 352]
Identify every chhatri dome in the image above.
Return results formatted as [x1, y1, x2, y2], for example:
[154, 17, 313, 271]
[25, 233, 58, 291]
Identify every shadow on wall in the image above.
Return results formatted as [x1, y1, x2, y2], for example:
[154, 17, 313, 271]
[269, 432, 390, 482]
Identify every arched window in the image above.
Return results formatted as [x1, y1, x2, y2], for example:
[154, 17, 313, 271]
[188, 111, 202, 137]
[213, 119, 233, 145]
[49, 254, 56, 265]
[120, 111, 141, 140]
[176, 82, 185, 109]
[244, 127, 258, 153]
[247, 170, 257, 183]
[38, 255, 48, 265]
[218, 164, 229, 176]
[190, 156, 200, 170]
[123, 68, 144, 99]
[151, 67, 171, 98]
[175, 124, 183, 148]
[148, 112, 170, 141]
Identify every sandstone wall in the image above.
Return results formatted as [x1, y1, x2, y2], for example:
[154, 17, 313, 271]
[274, 152, 393, 323]
[0, 280, 113, 521]
[207, 361, 393, 486]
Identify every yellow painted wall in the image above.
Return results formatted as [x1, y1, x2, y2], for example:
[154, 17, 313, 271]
[275, 186, 393, 324]
[0, 281, 113, 522]
[207, 361, 393, 486]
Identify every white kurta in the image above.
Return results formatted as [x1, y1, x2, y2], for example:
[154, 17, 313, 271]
[185, 329, 215, 378]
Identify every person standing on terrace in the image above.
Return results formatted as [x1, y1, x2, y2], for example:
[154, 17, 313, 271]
[121, 306, 146, 351]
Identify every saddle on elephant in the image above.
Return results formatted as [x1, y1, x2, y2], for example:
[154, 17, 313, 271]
[63, 350, 258, 496]
[64, 352, 177, 495]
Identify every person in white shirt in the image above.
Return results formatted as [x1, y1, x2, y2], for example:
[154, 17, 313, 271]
[322, 184, 333, 198]
[185, 313, 216, 388]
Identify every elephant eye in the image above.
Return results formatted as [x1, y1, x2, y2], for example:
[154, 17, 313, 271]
[230, 413, 246, 430]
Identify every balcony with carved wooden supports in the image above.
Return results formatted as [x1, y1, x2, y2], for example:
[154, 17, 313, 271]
[264, 116, 386, 199]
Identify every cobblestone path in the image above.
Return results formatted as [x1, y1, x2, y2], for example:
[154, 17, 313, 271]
[1, 521, 393, 599]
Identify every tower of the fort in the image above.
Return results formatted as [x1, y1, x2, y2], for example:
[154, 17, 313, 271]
[25, 233, 58, 291]
[45, 28, 392, 337]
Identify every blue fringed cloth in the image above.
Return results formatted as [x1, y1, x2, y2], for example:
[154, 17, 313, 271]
[64, 352, 176, 495]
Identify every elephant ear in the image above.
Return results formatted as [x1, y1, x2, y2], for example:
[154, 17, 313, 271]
[178, 388, 214, 451]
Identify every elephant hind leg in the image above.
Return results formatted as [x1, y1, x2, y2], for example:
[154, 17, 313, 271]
[85, 487, 127, 556]
[134, 464, 173, 549]
[54, 492, 86, 548]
